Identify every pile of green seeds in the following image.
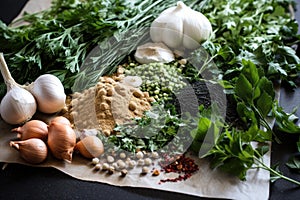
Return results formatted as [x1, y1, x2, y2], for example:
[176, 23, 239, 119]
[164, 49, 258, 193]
[124, 62, 187, 101]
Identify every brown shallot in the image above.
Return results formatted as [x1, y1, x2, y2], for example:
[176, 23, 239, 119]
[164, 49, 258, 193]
[49, 116, 72, 127]
[10, 138, 48, 164]
[75, 135, 104, 159]
[11, 120, 48, 141]
[47, 121, 76, 162]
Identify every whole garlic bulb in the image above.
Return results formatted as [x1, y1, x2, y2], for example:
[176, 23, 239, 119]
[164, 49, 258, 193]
[26, 74, 66, 114]
[0, 53, 37, 124]
[10, 138, 48, 164]
[47, 121, 76, 162]
[150, 1, 212, 49]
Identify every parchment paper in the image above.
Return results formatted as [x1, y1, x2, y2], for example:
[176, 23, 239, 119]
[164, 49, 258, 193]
[0, 1, 271, 199]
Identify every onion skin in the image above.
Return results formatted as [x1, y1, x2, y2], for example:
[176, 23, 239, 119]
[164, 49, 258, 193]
[75, 135, 104, 159]
[10, 138, 48, 164]
[47, 122, 76, 162]
[49, 116, 72, 127]
[11, 120, 48, 141]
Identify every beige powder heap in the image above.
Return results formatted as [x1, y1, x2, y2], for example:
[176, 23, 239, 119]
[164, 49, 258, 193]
[64, 67, 154, 136]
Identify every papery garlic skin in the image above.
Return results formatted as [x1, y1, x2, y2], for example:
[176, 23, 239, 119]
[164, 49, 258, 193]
[0, 53, 37, 125]
[134, 42, 175, 64]
[0, 86, 37, 125]
[121, 76, 143, 88]
[27, 74, 66, 114]
[150, 1, 212, 49]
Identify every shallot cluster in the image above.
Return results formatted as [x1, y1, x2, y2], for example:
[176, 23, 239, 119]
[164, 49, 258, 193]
[9, 116, 80, 164]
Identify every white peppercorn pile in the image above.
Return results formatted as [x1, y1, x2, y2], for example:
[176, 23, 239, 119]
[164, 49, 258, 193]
[90, 150, 161, 176]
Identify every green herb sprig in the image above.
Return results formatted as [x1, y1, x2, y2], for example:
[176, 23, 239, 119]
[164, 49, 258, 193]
[0, 0, 300, 185]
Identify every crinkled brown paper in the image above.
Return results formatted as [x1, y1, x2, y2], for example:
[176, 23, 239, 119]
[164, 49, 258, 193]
[0, 1, 270, 199]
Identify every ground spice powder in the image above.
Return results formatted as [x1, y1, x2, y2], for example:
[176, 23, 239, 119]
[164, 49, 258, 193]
[63, 68, 154, 136]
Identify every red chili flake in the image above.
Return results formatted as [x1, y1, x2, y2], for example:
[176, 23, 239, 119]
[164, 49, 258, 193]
[158, 154, 199, 184]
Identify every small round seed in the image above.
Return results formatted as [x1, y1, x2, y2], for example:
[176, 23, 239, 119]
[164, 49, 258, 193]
[102, 163, 110, 170]
[137, 159, 144, 166]
[92, 158, 100, 165]
[117, 160, 126, 169]
[144, 158, 152, 166]
[119, 152, 126, 159]
[141, 166, 149, 174]
[94, 164, 102, 171]
[107, 155, 115, 163]
[136, 151, 144, 159]
[128, 160, 136, 169]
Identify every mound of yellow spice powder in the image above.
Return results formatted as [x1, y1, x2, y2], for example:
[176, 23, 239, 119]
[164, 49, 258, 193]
[63, 67, 154, 136]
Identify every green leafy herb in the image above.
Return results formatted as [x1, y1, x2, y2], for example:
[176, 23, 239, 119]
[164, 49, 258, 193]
[273, 102, 300, 134]
[0, 0, 300, 185]
[234, 60, 275, 136]
[109, 103, 193, 154]
[286, 156, 300, 173]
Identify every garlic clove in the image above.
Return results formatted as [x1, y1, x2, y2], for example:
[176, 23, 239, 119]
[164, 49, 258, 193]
[27, 74, 66, 114]
[134, 42, 175, 64]
[150, 19, 183, 49]
[11, 119, 48, 141]
[150, 3, 184, 49]
[162, 19, 184, 49]
[10, 138, 48, 164]
[182, 8, 212, 49]
[121, 76, 143, 88]
[75, 135, 104, 159]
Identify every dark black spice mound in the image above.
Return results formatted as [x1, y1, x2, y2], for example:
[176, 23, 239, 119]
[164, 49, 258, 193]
[166, 78, 244, 127]
[225, 94, 247, 129]
[165, 80, 211, 117]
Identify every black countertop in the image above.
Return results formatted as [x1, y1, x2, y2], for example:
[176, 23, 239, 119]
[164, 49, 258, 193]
[0, 0, 300, 199]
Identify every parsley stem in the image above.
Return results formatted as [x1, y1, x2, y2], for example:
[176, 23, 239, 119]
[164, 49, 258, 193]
[252, 105, 281, 143]
[255, 157, 300, 186]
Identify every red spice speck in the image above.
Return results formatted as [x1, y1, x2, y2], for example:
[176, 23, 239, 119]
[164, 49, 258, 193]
[158, 154, 199, 184]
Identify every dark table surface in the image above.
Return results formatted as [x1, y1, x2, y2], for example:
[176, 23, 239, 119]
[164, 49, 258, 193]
[0, 0, 300, 199]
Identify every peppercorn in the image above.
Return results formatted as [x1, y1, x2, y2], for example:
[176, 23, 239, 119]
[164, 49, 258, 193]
[120, 169, 128, 177]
